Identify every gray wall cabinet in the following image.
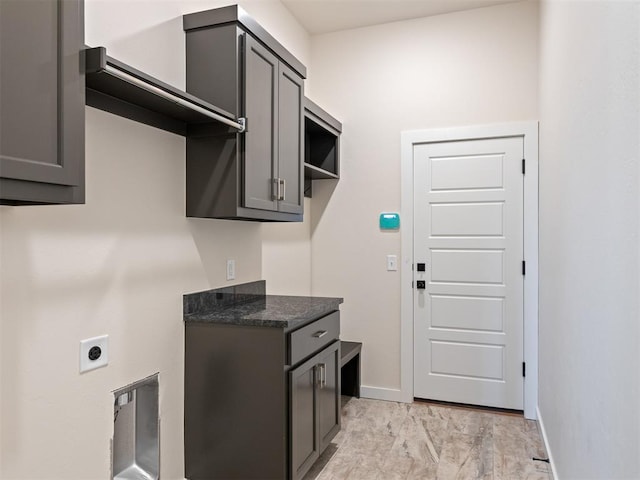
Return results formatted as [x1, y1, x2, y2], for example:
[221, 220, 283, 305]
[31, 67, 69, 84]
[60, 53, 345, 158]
[183, 6, 305, 221]
[185, 312, 341, 479]
[0, 0, 85, 205]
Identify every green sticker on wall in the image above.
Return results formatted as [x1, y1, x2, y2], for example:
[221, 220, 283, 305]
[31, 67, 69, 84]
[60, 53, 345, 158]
[379, 212, 400, 230]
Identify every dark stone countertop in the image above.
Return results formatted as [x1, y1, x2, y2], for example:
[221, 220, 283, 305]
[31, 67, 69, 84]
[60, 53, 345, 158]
[183, 281, 343, 330]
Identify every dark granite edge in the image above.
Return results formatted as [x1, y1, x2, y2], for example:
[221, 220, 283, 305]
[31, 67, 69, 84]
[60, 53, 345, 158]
[182, 313, 291, 328]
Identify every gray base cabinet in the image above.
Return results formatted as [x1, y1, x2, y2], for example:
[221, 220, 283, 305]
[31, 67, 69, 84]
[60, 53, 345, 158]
[0, 0, 85, 205]
[183, 6, 304, 222]
[185, 312, 341, 480]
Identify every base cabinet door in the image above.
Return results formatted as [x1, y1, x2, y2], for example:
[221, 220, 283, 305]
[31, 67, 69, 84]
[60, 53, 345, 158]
[317, 342, 341, 451]
[290, 340, 340, 480]
[290, 355, 320, 480]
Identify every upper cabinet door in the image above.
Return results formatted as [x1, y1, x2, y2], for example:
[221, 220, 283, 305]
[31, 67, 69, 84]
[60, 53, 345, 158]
[243, 34, 278, 212]
[0, 0, 85, 204]
[277, 63, 304, 215]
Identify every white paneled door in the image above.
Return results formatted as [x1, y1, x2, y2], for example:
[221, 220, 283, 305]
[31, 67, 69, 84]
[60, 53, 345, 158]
[413, 137, 524, 410]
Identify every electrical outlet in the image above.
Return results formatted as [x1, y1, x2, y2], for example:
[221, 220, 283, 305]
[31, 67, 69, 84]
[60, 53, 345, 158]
[80, 335, 108, 373]
[387, 255, 398, 271]
[226, 259, 236, 280]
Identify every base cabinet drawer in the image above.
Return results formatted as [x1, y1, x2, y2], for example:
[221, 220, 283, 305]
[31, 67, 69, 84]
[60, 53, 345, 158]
[290, 340, 341, 480]
[289, 311, 340, 365]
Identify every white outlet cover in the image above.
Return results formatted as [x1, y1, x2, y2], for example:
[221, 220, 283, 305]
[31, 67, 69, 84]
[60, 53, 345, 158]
[80, 335, 108, 373]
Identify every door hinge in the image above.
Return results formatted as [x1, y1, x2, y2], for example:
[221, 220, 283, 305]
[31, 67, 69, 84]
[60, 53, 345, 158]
[522, 261, 526, 275]
[522, 362, 526, 377]
[522, 158, 526, 174]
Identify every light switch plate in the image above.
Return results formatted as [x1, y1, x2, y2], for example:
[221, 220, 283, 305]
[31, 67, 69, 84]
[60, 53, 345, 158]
[80, 335, 108, 373]
[226, 259, 235, 280]
[387, 255, 398, 271]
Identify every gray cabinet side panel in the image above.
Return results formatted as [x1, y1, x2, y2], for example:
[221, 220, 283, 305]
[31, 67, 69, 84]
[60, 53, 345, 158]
[0, 0, 84, 203]
[185, 324, 287, 480]
[243, 34, 278, 212]
[185, 24, 240, 116]
[277, 64, 304, 214]
[186, 135, 240, 219]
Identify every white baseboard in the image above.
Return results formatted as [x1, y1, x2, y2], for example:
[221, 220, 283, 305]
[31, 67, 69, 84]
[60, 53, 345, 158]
[360, 385, 408, 403]
[536, 406, 559, 480]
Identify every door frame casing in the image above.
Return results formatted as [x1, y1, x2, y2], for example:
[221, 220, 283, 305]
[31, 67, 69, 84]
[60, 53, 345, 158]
[400, 122, 539, 419]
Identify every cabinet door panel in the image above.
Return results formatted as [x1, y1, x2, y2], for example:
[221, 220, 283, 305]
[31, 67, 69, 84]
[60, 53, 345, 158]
[290, 358, 319, 480]
[318, 341, 341, 451]
[0, 0, 84, 197]
[243, 34, 278, 212]
[277, 64, 303, 214]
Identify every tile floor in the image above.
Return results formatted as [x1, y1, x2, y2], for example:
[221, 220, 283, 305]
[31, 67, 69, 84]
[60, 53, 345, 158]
[304, 397, 552, 480]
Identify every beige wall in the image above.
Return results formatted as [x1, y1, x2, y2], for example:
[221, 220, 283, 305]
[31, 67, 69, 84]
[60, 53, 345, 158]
[0, 1, 310, 478]
[538, 0, 640, 477]
[262, 198, 312, 296]
[308, 1, 539, 392]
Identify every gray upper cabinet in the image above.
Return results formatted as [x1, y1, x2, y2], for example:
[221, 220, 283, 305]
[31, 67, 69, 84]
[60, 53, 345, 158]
[0, 0, 85, 205]
[183, 5, 305, 221]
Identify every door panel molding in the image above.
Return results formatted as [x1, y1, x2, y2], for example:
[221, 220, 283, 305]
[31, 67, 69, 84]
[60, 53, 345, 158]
[400, 122, 539, 419]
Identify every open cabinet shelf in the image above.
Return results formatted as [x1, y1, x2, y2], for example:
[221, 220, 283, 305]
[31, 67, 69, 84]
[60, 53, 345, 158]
[304, 162, 339, 180]
[304, 98, 342, 197]
[84, 46, 244, 136]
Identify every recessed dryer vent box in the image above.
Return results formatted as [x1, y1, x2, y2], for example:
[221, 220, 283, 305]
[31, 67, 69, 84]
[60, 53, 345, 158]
[112, 374, 159, 480]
